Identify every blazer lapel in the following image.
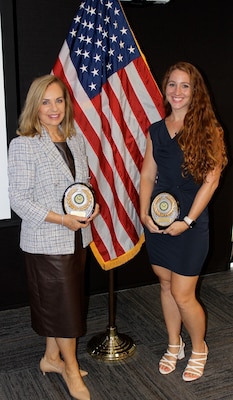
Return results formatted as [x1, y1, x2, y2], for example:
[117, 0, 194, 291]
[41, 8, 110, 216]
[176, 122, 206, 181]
[39, 132, 74, 182]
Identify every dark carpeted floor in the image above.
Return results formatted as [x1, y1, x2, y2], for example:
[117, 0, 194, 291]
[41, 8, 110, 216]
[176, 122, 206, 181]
[1, 269, 233, 399]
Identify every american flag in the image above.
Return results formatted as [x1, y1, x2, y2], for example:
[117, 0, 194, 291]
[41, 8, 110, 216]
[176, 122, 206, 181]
[52, 0, 164, 270]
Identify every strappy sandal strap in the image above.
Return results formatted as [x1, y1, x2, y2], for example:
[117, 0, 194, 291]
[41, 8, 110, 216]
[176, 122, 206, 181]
[184, 356, 207, 378]
[159, 336, 185, 375]
[182, 342, 208, 382]
[160, 349, 179, 368]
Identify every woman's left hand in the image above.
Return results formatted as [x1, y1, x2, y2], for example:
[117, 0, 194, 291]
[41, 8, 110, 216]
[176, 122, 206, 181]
[162, 220, 189, 236]
[87, 203, 100, 222]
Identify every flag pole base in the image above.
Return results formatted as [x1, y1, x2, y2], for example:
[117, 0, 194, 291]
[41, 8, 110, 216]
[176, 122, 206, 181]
[87, 326, 136, 361]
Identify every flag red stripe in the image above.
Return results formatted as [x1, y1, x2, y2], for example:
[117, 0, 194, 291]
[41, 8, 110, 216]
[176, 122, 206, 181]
[92, 84, 141, 214]
[88, 174, 125, 261]
[78, 94, 140, 244]
[133, 57, 165, 118]
[118, 64, 151, 139]
[102, 79, 144, 170]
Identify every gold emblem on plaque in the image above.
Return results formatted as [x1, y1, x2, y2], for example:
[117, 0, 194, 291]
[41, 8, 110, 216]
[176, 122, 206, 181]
[63, 183, 95, 218]
[151, 192, 180, 228]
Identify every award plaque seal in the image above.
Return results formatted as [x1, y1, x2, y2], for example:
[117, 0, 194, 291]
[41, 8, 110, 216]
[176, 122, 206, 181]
[63, 183, 95, 218]
[151, 192, 180, 228]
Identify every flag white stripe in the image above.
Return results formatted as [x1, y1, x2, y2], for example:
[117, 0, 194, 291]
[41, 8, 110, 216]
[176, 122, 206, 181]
[107, 71, 147, 159]
[125, 62, 162, 123]
[101, 87, 143, 185]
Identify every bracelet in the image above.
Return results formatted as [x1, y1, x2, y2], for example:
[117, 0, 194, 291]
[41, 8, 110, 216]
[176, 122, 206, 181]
[183, 216, 196, 228]
[61, 215, 64, 226]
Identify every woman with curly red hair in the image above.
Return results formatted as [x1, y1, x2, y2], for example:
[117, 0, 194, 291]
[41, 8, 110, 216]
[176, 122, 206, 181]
[140, 61, 227, 381]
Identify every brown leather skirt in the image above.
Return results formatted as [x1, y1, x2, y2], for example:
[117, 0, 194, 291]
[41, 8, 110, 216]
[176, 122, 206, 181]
[24, 231, 87, 338]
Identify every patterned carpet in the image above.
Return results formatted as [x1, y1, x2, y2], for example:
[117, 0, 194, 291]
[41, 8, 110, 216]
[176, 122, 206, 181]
[0, 270, 233, 399]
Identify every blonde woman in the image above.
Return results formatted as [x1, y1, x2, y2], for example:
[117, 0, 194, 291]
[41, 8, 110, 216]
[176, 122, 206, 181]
[8, 75, 99, 400]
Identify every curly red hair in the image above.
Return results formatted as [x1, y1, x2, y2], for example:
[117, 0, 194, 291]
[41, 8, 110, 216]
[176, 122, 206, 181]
[162, 62, 228, 183]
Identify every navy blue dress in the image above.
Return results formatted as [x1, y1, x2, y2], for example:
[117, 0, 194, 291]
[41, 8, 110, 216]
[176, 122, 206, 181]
[144, 119, 209, 276]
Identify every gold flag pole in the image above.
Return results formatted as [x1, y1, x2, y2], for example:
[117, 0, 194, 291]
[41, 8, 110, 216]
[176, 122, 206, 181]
[87, 269, 136, 361]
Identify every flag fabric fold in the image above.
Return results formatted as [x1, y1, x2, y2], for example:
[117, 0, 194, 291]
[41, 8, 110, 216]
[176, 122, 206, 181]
[52, 0, 164, 270]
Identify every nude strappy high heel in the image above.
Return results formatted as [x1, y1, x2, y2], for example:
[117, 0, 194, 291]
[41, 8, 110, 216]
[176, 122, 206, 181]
[159, 335, 185, 374]
[182, 341, 208, 382]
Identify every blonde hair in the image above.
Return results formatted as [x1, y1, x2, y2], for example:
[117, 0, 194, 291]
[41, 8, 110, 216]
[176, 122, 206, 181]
[162, 61, 228, 183]
[17, 75, 76, 139]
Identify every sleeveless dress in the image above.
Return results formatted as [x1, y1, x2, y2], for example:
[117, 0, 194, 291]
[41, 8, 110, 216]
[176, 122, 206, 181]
[144, 119, 209, 276]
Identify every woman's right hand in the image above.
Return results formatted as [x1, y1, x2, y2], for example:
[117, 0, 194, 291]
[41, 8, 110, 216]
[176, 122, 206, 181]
[62, 213, 89, 231]
[142, 214, 162, 234]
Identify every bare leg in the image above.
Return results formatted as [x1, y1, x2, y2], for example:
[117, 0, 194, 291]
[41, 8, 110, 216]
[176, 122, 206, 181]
[42, 337, 64, 369]
[153, 265, 182, 344]
[152, 265, 183, 373]
[40, 337, 88, 377]
[152, 265, 207, 379]
[171, 273, 206, 350]
[56, 337, 90, 400]
[171, 273, 207, 380]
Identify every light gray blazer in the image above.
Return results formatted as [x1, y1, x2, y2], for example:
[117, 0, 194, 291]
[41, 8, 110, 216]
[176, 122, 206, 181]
[8, 128, 93, 254]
